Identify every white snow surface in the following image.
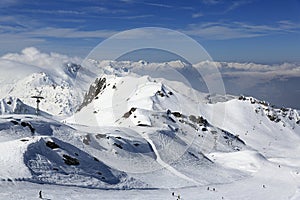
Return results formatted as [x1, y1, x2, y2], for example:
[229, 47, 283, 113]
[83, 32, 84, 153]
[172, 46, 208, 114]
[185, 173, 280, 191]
[0, 49, 300, 199]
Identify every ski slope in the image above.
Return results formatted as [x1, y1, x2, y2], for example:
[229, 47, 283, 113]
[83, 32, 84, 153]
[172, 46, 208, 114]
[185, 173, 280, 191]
[143, 133, 200, 185]
[0, 49, 299, 199]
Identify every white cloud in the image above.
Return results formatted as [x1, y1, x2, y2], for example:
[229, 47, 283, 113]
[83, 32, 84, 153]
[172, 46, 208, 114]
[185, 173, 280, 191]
[119, 0, 134, 3]
[278, 20, 300, 30]
[0, 0, 19, 8]
[119, 0, 172, 8]
[83, 6, 127, 15]
[21, 9, 85, 15]
[25, 27, 117, 39]
[225, 0, 252, 12]
[1, 47, 82, 71]
[118, 14, 154, 19]
[195, 61, 300, 100]
[143, 2, 172, 8]
[0, 23, 117, 41]
[198, 61, 300, 81]
[201, 0, 253, 13]
[183, 20, 300, 40]
[192, 12, 204, 18]
[201, 0, 222, 5]
[184, 23, 264, 39]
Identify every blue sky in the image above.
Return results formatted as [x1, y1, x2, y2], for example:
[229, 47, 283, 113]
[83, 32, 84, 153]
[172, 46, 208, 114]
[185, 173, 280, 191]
[1, 0, 300, 63]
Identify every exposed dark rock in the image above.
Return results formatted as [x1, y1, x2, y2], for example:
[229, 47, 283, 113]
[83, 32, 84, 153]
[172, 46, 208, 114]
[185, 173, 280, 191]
[189, 115, 208, 126]
[95, 134, 106, 139]
[123, 107, 137, 118]
[267, 114, 276, 121]
[172, 112, 182, 118]
[63, 154, 80, 166]
[281, 107, 289, 112]
[20, 121, 35, 133]
[46, 141, 60, 149]
[156, 90, 169, 97]
[83, 135, 91, 145]
[137, 124, 150, 127]
[77, 77, 106, 111]
[202, 127, 208, 131]
[238, 96, 246, 101]
[65, 63, 81, 78]
[10, 120, 19, 125]
[113, 143, 123, 149]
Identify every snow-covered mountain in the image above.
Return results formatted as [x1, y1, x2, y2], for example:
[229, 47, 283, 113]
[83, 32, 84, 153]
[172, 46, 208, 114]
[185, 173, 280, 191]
[0, 48, 96, 116]
[1, 49, 300, 199]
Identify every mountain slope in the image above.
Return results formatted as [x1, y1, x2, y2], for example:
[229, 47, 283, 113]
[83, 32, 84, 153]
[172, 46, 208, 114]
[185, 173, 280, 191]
[0, 97, 37, 115]
[0, 52, 300, 199]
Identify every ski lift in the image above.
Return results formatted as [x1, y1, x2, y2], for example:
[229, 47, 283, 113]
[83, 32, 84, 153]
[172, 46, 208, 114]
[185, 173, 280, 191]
[31, 96, 44, 115]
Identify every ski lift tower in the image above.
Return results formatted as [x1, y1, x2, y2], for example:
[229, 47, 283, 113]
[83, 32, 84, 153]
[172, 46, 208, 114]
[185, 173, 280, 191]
[31, 96, 44, 115]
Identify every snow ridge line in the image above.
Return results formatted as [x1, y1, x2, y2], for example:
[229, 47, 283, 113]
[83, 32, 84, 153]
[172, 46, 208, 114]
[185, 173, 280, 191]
[143, 134, 200, 185]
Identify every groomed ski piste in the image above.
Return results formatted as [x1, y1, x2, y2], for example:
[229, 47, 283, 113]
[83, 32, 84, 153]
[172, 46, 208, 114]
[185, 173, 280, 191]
[0, 48, 300, 199]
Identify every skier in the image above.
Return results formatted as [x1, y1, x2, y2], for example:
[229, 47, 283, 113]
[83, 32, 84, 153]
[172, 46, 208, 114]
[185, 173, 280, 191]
[39, 190, 43, 199]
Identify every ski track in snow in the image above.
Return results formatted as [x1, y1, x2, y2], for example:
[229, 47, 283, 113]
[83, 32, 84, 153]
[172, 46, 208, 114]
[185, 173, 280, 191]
[142, 133, 200, 185]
